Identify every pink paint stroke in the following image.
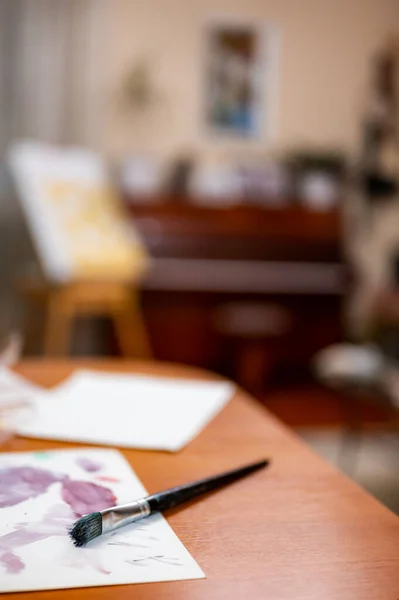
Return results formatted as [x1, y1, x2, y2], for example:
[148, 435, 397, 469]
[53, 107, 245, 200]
[95, 475, 120, 483]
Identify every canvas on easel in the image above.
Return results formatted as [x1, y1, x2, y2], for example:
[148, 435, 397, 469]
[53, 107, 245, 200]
[8, 141, 151, 357]
[8, 141, 149, 283]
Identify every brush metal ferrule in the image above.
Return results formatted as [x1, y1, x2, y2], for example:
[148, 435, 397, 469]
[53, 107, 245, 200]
[100, 498, 151, 535]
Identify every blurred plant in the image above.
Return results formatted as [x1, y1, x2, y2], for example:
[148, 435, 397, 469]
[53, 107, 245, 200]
[120, 59, 163, 114]
[362, 37, 398, 179]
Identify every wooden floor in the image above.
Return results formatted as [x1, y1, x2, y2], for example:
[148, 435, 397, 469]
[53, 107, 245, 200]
[298, 428, 399, 515]
[259, 384, 390, 428]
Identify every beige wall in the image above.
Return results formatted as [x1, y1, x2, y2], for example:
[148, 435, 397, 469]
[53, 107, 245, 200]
[103, 0, 399, 160]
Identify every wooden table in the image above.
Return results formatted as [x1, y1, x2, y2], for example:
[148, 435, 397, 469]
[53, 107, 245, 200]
[3, 360, 399, 600]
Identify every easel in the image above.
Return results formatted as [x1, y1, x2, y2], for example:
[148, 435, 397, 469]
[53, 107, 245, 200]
[9, 142, 152, 359]
[18, 277, 151, 358]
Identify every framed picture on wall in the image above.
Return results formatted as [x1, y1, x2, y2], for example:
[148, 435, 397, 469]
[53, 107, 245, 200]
[203, 17, 279, 141]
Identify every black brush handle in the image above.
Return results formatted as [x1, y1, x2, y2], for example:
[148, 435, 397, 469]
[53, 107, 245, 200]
[146, 458, 269, 513]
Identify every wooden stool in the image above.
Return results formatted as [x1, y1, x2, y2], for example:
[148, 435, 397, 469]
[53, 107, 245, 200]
[17, 278, 151, 358]
[213, 302, 291, 395]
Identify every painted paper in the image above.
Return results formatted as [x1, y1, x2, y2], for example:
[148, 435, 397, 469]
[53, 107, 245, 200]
[0, 449, 204, 593]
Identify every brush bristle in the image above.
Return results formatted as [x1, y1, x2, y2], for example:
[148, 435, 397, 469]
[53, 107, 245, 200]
[68, 512, 102, 547]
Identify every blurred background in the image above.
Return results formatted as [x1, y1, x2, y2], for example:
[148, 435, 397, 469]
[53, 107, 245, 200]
[0, 0, 399, 511]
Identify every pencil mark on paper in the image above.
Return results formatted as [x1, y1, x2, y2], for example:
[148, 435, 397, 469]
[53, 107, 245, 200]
[107, 541, 151, 549]
[126, 555, 182, 567]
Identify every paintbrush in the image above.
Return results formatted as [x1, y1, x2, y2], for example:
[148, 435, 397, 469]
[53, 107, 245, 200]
[69, 458, 269, 547]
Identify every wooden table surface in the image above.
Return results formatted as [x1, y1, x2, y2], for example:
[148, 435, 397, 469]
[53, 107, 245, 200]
[3, 360, 399, 600]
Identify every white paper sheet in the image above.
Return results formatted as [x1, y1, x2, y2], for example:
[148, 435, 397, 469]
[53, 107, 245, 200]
[12, 369, 234, 451]
[0, 367, 41, 445]
[0, 448, 204, 593]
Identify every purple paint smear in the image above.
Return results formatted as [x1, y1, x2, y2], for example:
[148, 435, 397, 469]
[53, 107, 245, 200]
[61, 480, 116, 518]
[0, 504, 73, 574]
[76, 457, 102, 473]
[65, 548, 111, 575]
[0, 467, 66, 508]
[0, 503, 110, 575]
[0, 467, 117, 575]
[1, 551, 24, 574]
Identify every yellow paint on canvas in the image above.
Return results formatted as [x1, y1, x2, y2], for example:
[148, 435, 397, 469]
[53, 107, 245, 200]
[44, 181, 148, 280]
